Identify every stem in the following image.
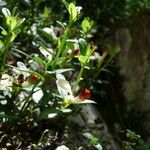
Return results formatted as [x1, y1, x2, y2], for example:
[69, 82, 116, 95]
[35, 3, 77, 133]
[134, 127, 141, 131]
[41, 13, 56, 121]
[0, 33, 12, 78]
[72, 47, 96, 93]
[53, 21, 72, 68]
[94, 52, 108, 78]
[38, 129, 49, 145]
[72, 65, 84, 94]
[20, 82, 38, 112]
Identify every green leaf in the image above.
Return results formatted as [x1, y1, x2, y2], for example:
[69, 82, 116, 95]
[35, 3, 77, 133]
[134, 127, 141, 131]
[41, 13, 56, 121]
[82, 18, 94, 33]
[33, 56, 47, 67]
[107, 44, 120, 57]
[17, 18, 25, 27]
[68, 3, 77, 20]
[10, 32, 16, 42]
[66, 41, 75, 50]
[36, 40, 48, 50]
[56, 57, 65, 65]
[56, 21, 65, 29]
[62, 0, 69, 10]
[1, 30, 7, 36]
[39, 28, 54, 41]
[7, 17, 17, 31]
[78, 55, 88, 64]
[43, 6, 49, 18]
[9, 64, 43, 79]
[0, 40, 4, 48]
[79, 38, 87, 55]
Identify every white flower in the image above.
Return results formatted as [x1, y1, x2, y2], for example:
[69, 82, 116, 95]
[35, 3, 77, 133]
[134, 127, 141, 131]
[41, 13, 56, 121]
[76, 6, 82, 15]
[56, 74, 96, 108]
[31, 23, 37, 35]
[90, 52, 102, 60]
[0, 74, 13, 89]
[39, 47, 53, 61]
[56, 145, 69, 150]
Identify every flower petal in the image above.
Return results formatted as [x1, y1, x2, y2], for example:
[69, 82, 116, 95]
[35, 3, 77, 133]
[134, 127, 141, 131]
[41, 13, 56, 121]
[74, 97, 96, 104]
[56, 74, 73, 97]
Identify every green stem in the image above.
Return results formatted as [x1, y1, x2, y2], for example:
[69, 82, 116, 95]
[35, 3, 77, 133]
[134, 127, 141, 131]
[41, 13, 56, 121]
[0, 33, 12, 78]
[72, 65, 84, 94]
[53, 21, 72, 68]
[94, 52, 108, 78]
[38, 129, 49, 145]
[20, 82, 38, 113]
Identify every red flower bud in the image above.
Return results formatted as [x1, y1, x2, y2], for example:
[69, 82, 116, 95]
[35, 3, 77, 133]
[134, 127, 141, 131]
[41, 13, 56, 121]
[79, 89, 91, 100]
[72, 49, 80, 56]
[28, 75, 38, 84]
[18, 74, 24, 84]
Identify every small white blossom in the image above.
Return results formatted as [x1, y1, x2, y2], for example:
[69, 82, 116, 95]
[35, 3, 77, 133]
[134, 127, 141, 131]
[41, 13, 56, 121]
[0, 74, 12, 89]
[76, 6, 82, 14]
[90, 52, 102, 60]
[56, 145, 69, 150]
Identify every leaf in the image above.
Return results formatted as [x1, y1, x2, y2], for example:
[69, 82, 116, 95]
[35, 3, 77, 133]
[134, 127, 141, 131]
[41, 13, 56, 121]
[82, 18, 94, 33]
[94, 144, 103, 150]
[55, 57, 65, 65]
[107, 44, 120, 57]
[7, 17, 17, 31]
[10, 32, 16, 42]
[78, 55, 88, 64]
[42, 27, 57, 40]
[56, 21, 65, 29]
[0, 39, 4, 48]
[68, 3, 77, 20]
[1, 30, 7, 35]
[32, 88, 43, 103]
[43, 6, 49, 18]
[9, 64, 43, 79]
[66, 41, 74, 50]
[33, 56, 46, 67]
[62, 0, 69, 10]
[79, 38, 87, 55]
[17, 18, 25, 27]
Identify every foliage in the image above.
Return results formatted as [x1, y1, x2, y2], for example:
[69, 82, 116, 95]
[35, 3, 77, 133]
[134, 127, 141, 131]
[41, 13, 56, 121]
[0, 0, 120, 149]
[0, 0, 149, 149]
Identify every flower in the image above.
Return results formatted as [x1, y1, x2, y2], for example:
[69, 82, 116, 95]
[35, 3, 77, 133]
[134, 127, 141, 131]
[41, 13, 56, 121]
[0, 74, 13, 89]
[79, 88, 91, 100]
[56, 74, 96, 108]
[56, 145, 69, 150]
